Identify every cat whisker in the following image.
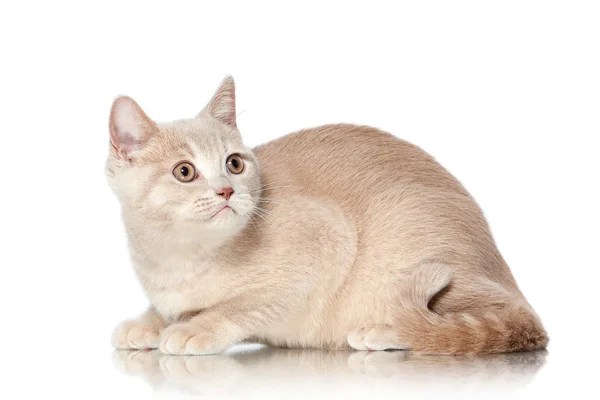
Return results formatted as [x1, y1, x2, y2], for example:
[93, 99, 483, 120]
[193, 197, 213, 205]
[257, 199, 304, 210]
[252, 207, 272, 218]
[249, 182, 303, 194]
[247, 215, 264, 244]
[255, 178, 300, 188]
[251, 185, 303, 194]
[249, 207, 289, 237]
[252, 208, 276, 222]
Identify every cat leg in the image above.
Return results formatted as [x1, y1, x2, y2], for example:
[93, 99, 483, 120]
[159, 310, 245, 355]
[112, 307, 167, 350]
[159, 298, 300, 355]
[347, 324, 408, 351]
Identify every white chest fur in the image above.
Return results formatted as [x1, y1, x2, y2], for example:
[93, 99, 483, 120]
[129, 196, 358, 338]
[134, 249, 227, 320]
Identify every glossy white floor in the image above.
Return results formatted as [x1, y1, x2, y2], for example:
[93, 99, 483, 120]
[12, 340, 592, 399]
[108, 346, 551, 399]
[2, 1, 598, 399]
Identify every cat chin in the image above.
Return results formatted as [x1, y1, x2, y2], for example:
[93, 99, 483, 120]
[186, 213, 239, 227]
[175, 214, 245, 244]
[197, 211, 246, 233]
[201, 222, 247, 245]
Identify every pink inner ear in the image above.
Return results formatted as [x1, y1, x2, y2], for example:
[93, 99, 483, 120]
[119, 133, 139, 153]
[110, 96, 153, 157]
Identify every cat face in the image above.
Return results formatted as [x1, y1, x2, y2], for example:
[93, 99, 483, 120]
[106, 77, 260, 243]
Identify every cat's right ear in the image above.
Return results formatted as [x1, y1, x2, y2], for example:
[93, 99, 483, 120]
[198, 76, 237, 128]
[109, 96, 157, 159]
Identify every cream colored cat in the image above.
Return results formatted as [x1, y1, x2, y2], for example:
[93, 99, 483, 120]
[107, 77, 548, 355]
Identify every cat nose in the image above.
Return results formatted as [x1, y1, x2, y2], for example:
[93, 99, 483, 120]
[216, 187, 234, 200]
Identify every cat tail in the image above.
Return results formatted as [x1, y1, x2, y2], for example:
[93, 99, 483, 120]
[396, 263, 549, 355]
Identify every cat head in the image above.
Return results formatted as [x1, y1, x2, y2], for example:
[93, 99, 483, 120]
[105, 77, 261, 245]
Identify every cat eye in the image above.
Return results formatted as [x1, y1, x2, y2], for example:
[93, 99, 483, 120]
[173, 161, 196, 182]
[226, 154, 244, 174]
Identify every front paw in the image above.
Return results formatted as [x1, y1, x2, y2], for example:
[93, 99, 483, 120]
[112, 319, 162, 350]
[159, 323, 230, 355]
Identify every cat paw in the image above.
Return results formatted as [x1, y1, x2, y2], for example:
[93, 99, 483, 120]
[159, 323, 229, 355]
[112, 319, 162, 349]
[347, 325, 408, 351]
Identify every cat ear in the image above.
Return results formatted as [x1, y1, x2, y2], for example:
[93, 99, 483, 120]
[109, 96, 157, 158]
[199, 76, 237, 127]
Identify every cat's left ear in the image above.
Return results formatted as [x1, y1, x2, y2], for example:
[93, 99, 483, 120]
[198, 76, 237, 128]
[109, 96, 157, 159]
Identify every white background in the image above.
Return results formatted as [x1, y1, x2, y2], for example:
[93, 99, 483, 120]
[1, 1, 598, 399]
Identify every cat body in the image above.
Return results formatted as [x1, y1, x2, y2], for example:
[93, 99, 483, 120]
[107, 77, 547, 355]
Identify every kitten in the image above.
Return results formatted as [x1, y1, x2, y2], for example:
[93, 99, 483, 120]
[106, 77, 548, 355]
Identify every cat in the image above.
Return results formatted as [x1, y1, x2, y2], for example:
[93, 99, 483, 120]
[106, 76, 548, 355]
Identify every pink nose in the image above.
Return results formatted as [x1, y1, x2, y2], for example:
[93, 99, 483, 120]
[216, 187, 234, 200]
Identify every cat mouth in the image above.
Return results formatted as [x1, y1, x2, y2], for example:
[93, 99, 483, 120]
[212, 205, 234, 218]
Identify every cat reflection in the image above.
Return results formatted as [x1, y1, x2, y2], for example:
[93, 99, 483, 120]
[113, 345, 547, 397]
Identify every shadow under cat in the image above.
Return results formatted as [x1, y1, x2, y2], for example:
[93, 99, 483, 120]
[112, 344, 547, 397]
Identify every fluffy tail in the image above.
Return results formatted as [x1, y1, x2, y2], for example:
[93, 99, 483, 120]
[397, 263, 549, 355]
